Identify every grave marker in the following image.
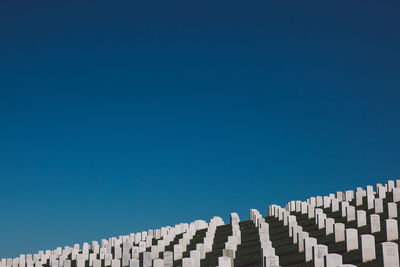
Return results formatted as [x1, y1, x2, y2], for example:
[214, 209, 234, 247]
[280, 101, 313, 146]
[360, 235, 376, 263]
[345, 229, 358, 252]
[312, 245, 328, 267]
[381, 242, 399, 267]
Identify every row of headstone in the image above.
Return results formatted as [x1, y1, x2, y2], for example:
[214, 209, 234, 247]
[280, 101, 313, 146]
[216, 213, 241, 267]
[250, 209, 279, 267]
[267, 179, 400, 267]
[271, 206, 400, 267]
[279, 179, 400, 219]
[0, 217, 223, 267]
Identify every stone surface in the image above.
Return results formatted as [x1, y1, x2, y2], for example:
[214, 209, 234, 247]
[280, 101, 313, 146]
[345, 228, 358, 252]
[334, 223, 345, 243]
[312, 245, 328, 267]
[324, 253, 343, 267]
[370, 214, 381, 233]
[386, 219, 399, 241]
[356, 210, 367, 228]
[361, 234, 376, 263]
[381, 242, 400, 267]
[388, 203, 398, 219]
[304, 237, 317, 262]
[346, 206, 355, 222]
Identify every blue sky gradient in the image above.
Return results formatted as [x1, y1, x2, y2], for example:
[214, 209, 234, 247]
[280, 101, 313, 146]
[1, 0, 400, 258]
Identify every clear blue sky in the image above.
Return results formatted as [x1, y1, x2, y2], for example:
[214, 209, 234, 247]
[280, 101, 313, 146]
[1, 0, 399, 258]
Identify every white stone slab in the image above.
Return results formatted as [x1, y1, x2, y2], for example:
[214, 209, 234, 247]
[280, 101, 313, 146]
[346, 206, 355, 222]
[371, 214, 381, 233]
[304, 237, 317, 262]
[182, 258, 192, 267]
[324, 253, 342, 267]
[345, 190, 354, 202]
[93, 260, 101, 267]
[331, 199, 339, 213]
[341, 202, 349, 218]
[357, 210, 367, 228]
[263, 255, 279, 267]
[308, 205, 315, 219]
[386, 219, 399, 241]
[174, 244, 183, 260]
[388, 180, 395, 192]
[375, 198, 384, 213]
[325, 218, 334, 235]
[323, 196, 331, 209]
[381, 242, 399, 267]
[367, 194, 374, 210]
[128, 259, 139, 267]
[317, 213, 326, 229]
[297, 231, 309, 252]
[388, 203, 398, 219]
[356, 191, 364, 206]
[345, 228, 358, 252]
[361, 234, 376, 263]
[111, 259, 120, 267]
[163, 251, 173, 267]
[316, 196, 323, 207]
[142, 252, 152, 267]
[190, 251, 200, 267]
[217, 256, 231, 267]
[312, 245, 328, 267]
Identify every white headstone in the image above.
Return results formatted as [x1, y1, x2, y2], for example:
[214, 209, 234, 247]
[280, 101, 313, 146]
[316, 196, 323, 207]
[263, 255, 279, 267]
[312, 245, 328, 267]
[317, 213, 326, 229]
[381, 242, 400, 267]
[182, 258, 192, 267]
[163, 252, 173, 267]
[173, 244, 183, 260]
[370, 214, 381, 233]
[93, 260, 101, 267]
[128, 259, 139, 267]
[325, 218, 334, 235]
[111, 260, 120, 267]
[388, 180, 395, 192]
[153, 259, 163, 267]
[104, 254, 112, 266]
[345, 190, 354, 202]
[308, 205, 315, 219]
[323, 196, 331, 209]
[388, 203, 398, 219]
[189, 251, 200, 267]
[324, 253, 343, 267]
[298, 231, 309, 252]
[304, 237, 317, 262]
[331, 199, 339, 212]
[375, 198, 384, 214]
[386, 219, 399, 241]
[122, 253, 130, 267]
[356, 191, 364, 206]
[357, 210, 367, 228]
[345, 228, 358, 252]
[334, 223, 345, 243]
[360, 234, 376, 263]
[367, 194, 374, 210]
[217, 256, 231, 267]
[142, 252, 152, 267]
[346, 206, 355, 222]
[341, 202, 349, 217]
